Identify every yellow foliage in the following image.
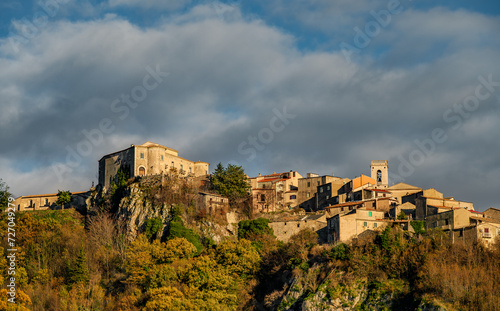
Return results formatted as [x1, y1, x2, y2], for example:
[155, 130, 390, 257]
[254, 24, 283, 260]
[211, 239, 260, 276]
[143, 286, 198, 311]
[0, 288, 32, 310]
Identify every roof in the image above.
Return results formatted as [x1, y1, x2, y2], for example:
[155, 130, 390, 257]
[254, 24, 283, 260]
[471, 216, 500, 224]
[325, 200, 373, 209]
[15, 191, 89, 199]
[388, 182, 422, 191]
[270, 213, 325, 223]
[370, 189, 391, 193]
[258, 178, 279, 183]
[198, 192, 227, 198]
[428, 205, 456, 209]
[424, 196, 472, 204]
[99, 141, 180, 161]
[485, 207, 500, 212]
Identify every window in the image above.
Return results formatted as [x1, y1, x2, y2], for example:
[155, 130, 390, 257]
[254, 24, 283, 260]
[341, 207, 344, 212]
[320, 187, 324, 193]
[140, 152, 144, 159]
[485, 228, 490, 233]
[171, 161, 174, 167]
[307, 182, 310, 187]
[369, 211, 372, 217]
[45, 198, 49, 206]
[326, 195, 330, 199]
[374, 223, 378, 228]
[327, 185, 330, 191]
[180, 164, 184, 171]
[377, 170, 382, 183]
[290, 195, 296, 200]
[261, 194, 266, 201]
[307, 192, 311, 198]
[293, 172, 296, 177]
[363, 222, 367, 227]
[30, 200, 33, 207]
[189, 167, 192, 173]
[161, 155, 164, 161]
[297, 224, 300, 228]
[317, 181, 320, 186]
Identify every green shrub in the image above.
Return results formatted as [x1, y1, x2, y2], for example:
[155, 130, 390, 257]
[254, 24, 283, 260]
[144, 217, 163, 240]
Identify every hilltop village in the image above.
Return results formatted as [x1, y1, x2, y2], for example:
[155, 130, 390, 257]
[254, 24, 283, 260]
[13, 141, 500, 247]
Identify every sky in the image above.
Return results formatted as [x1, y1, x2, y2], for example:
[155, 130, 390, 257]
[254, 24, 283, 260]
[1, 0, 499, 211]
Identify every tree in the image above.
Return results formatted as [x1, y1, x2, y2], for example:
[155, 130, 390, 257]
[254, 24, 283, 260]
[210, 163, 250, 198]
[56, 190, 72, 210]
[238, 218, 274, 240]
[66, 248, 90, 285]
[0, 179, 12, 212]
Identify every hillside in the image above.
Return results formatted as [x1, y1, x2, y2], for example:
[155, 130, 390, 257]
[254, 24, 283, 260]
[1, 175, 500, 310]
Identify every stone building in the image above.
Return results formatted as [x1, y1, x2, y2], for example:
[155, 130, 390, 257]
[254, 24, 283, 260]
[327, 208, 388, 243]
[197, 192, 230, 215]
[415, 193, 474, 220]
[13, 191, 91, 212]
[387, 182, 422, 204]
[249, 171, 302, 212]
[98, 141, 209, 191]
[484, 207, 500, 221]
[426, 208, 500, 247]
[268, 214, 328, 243]
[316, 178, 351, 210]
[297, 174, 344, 211]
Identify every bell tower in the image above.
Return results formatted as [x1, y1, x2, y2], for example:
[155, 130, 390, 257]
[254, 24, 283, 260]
[370, 160, 388, 189]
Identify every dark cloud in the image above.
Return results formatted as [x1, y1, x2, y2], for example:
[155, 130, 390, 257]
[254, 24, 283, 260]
[0, 3, 499, 211]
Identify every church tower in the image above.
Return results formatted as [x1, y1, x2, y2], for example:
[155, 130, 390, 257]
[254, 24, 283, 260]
[370, 160, 389, 189]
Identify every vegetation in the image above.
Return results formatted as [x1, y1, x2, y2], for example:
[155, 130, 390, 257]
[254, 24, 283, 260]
[56, 190, 72, 210]
[210, 163, 250, 198]
[3, 173, 500, 310]
[0, 179, 12, 212]
[238, 218, 274, 239]
[144, 217, 163, 240]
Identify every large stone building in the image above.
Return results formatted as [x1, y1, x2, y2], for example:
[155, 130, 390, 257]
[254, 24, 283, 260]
[98, 141, 209, 190]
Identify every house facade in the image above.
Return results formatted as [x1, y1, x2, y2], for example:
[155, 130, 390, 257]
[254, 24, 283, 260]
[249, 171, 302, 212]
[98, 141, 209, 190]
[327, 208, 387, 243]
[13, 191, 91, 212]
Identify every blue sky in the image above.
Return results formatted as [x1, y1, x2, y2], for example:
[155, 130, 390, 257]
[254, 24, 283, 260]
[1, 0, 499, 211]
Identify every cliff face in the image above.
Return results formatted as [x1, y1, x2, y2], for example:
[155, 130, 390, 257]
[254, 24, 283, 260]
[88, 176, 241, 242]
[276, 273, 447, 311]
[114, 183, 172, 240]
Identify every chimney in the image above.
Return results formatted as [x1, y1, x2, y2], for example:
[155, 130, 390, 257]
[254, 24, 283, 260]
[258, 173, 261, 177]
